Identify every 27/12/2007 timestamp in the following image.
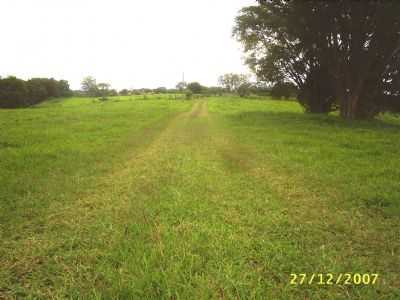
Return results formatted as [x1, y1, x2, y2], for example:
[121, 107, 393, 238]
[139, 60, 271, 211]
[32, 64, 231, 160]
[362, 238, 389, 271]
[290, 273, 379, 285]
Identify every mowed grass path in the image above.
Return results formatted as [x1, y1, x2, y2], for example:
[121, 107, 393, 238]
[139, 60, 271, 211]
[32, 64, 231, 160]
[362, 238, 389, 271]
[1, 97, 399, 299]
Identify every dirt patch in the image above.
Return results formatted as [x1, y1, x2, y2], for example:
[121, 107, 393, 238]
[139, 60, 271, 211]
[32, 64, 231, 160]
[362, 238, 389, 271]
[189, 102, 202, 118]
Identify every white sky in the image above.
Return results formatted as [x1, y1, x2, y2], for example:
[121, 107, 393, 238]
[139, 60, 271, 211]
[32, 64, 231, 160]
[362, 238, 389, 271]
[0, 0, 255, 90]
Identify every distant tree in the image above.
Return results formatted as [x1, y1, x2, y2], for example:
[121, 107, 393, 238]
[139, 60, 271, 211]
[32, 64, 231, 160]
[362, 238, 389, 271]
[0, 76, 28, 108]
[141, 88, 152, 94]
[176, 81, 187, 91]
[58, 80, 72, 97]
[270, 82, 298, 99]
[167, 88, 179, 94]
[43, 78, 60, 98]
[251, 82, 271, 96]
[130, 89, 141, 95]
[218, 73, 249, 93]
[206, 86, 224, 96]
[109, 89, 118, 97]
[187, 82, 203, 94]
[97, 83, 111, 100]
[72, 90, 85, 97]
[119, 89, 130, 96]
[154, 87, 167, 94]
[81, 76, 98, 96]
[237, 82, 252, 97]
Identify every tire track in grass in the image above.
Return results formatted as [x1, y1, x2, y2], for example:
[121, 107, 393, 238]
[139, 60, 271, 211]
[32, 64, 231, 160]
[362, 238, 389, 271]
[72, 100, 328, 299]
[0, 105, 195, 299]
[210, 103, 400, 299]
[1, 102, 211, 298]
[3, 100, 269, 299]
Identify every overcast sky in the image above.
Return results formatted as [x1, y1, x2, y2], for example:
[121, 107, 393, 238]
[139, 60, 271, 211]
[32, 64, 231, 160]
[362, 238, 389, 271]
[1, 0, 255, 90]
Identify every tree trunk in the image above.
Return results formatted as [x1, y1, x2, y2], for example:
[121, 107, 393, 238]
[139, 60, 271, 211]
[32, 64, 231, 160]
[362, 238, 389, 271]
[338, 74, 366, 119]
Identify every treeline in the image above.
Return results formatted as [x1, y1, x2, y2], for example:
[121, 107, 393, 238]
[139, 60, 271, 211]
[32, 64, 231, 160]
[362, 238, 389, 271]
[0, 76, 72, 108]
[0, 74, 296, 108]
[80, 74, 292, 98]
[235, 0, 400, 119]
[122, 85, 281, 98]
[106, 85, 225, 97]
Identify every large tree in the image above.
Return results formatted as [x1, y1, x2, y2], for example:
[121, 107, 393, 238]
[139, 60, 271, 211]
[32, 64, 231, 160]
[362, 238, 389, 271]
[234, 0, 400, 119]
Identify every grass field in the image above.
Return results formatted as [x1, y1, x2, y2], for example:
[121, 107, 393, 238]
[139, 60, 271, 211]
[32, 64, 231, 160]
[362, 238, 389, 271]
[1, 96, 399, 299]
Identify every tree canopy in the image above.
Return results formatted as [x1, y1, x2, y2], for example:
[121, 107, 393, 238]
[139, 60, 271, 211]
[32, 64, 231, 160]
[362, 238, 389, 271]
[176, 81, 187, 91]
[234, 0, 400, 119]
[218, 73, 249, 93]
[81, 76, 98, 97]
[187, 82, 203, 94]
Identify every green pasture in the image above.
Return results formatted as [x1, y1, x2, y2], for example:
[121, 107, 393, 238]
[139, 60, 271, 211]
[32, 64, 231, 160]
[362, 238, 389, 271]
[1, 96, 399, 299]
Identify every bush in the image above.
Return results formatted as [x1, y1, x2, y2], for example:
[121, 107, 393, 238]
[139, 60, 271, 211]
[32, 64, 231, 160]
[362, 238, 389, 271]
[27, 79, 49, 105]
[0, 76, 72, 108]
[0, 77, 29, 108]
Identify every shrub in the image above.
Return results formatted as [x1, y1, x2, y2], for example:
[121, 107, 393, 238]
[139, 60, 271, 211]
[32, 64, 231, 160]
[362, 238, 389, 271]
[0, 76, 72, 108]
[0, 77, 29, 108]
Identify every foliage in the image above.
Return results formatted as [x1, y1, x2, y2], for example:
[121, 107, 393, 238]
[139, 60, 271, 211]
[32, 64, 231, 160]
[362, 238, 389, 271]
[218, 73, 249, 93]
[234, 0, 400, 119]
[270, 82, 298, 100]
[237, 82, 252, 97]
[80, 77, 118, 99]
[57, 80, 72, 97]
[119, 89, 130, 96]
[187, 82, 203, 94]
[97, 83, 111, 100]
[26, 79, 48, 104]
[0, 76, 71, 108]
[176, 81, 187, 91]
[81, 76, 98, 97]
[204, 86, 224, 96]
[154, 87, 167, 94]
[0, 76, 28, 108]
